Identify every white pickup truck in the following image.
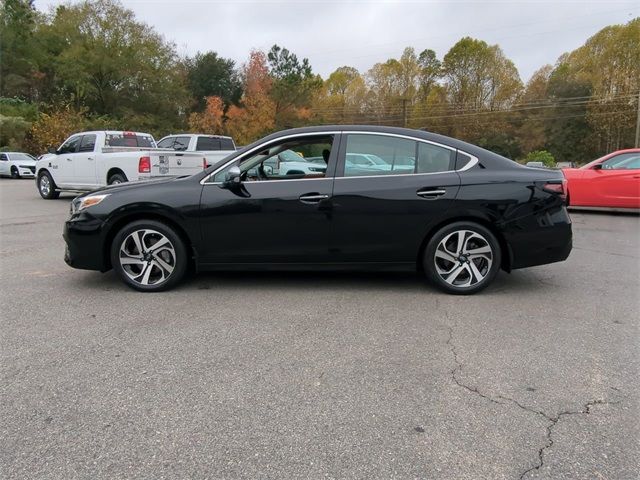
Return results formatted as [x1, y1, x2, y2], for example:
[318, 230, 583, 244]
[155, 134, 236, 174]
[35, 131, 217, 199]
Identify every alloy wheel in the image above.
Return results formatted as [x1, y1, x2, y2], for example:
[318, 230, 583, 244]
[119, 229, 176, 286]
[39, 175, 51, 196]
[434, 229, 493, 288]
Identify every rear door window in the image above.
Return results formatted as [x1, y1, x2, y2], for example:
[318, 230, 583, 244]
[416, 143, 455, 173]
[342, 134, 416, 177]
[78, 134, 97, 153]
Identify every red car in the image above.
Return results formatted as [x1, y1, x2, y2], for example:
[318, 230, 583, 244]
[563, 148, 640, 210]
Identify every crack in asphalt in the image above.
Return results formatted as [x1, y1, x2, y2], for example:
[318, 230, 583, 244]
[444, 324, 621, 480]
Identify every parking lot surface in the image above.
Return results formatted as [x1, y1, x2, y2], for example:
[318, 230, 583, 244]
[1, 178, 639, 479]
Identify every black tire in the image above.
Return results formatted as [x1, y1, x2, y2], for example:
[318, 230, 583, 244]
[107, 173, 127, 185]
[110, 219, 188, 292]
[423, 221, 501, 295]
[11, 166, 20, 179]
[37, 171, 60, 199]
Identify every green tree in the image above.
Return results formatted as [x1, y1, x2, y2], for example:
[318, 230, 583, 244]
[267, 44, 322, 127]
[37, 0, 188, 133]
[0, 0, 40, 99]
[185, 51, 242, 111]
[523, 150, 556, 167]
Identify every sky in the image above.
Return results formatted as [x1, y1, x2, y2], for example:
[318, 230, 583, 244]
[35, 0, 640, 83]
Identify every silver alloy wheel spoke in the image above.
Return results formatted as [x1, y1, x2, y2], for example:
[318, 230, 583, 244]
[119, 229, 176, 286]
[40, 177, 50, 195]
[434, 229, 493, 288]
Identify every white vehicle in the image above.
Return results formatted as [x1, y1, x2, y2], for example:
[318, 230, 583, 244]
[0, 152, 37, 178]
[261, 149, 327, 176]
[35, 131, 206, 199]
[154, 134, 236, 175]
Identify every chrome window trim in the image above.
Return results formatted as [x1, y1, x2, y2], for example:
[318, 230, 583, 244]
[200, 130, 479, 185]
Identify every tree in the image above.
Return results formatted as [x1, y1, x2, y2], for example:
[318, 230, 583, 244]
[188, 96, 225, 134]
[522, 150, 556, 167]
[267, 44, 322, 127]
[185, 52, 242, 111]
[37, 0, 188, 128]
[24, 107, 87, 154]
[0, 0, 40, 99]
[440, 37, 523, 148]
[313, 66, 367, 124]
[225, 50, 276, 144]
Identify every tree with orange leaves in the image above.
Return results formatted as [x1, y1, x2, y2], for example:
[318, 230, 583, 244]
[225, 50, 276, 145]
[188, 96, 225, 134]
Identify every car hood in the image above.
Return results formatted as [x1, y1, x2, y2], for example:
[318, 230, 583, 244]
[15, 159, 36, 166]
[76, 176, 189, 199]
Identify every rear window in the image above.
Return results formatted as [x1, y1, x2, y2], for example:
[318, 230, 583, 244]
[196, 137, 222, 151]
[105, 132, 156, 148]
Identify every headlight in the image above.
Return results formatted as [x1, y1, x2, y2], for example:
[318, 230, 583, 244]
[74, 194, 110, 213]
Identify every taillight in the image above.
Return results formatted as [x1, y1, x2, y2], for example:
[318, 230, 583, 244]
[202, 158, 207, 170]
[543, 179, 567, 199]
[139, 156, 151, 173]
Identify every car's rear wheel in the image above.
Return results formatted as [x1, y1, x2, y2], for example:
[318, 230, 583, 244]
[37, 171, 60, 199]
[111, 220, 187, 292]
[423, 222, 501, 295]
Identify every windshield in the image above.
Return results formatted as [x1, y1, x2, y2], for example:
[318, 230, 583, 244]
[10, 153, 35, 161]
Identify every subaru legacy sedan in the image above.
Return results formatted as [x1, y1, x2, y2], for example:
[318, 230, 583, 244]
[64, 126, 572, 294]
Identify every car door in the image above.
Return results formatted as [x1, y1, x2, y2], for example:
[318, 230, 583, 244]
[48, 135, 82, 185]
[330, 132, 461, 264]
[0, 153, 8, 175]
[74, 134, 98, 187]
[582, 153, 640, 208]
[198, 133, 338, 265]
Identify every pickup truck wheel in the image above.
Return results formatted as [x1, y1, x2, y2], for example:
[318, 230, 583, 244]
[108, 173, 126, 185]
[37, 171, 60, 199]
[11, 167, 20, 179]
[111, 220, 187, 292]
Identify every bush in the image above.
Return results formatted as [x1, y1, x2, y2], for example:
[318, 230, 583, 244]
[522, 150, 556, 168]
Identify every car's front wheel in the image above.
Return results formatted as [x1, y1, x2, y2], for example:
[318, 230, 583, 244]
[111, 220, 187, 292]
[423, 222, 501, 295]
[37, 171, 60, 199]
[11, 166, 20, 179]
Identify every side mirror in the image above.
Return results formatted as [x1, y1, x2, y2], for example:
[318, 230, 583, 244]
[222, 166, 242, 188]
[48, 146, 58, 154]
[592, 164, 603, 170]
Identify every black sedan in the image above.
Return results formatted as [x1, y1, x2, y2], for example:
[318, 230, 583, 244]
[63, 126, 572, 294]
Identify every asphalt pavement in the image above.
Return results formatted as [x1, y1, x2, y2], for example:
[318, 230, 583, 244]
[1, 177, 638, 479]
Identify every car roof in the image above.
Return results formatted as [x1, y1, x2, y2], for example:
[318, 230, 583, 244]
[259, 125, 517, 168]
[162, 133, 233, 139]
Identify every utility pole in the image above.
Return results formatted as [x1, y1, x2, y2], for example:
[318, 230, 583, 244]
[635, 90, 640, 148]
[402, 98, 408, 128]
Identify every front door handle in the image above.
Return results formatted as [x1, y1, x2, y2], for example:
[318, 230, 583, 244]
[66, 158, 73, 162]
[299, 193, 330, 204]
[417, 188, 446, 199]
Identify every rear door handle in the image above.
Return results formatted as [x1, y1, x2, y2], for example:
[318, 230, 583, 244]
[417, 188, 446, 199]
[88, 157, 94, 161]
[66, 158, 73, 162]
[299, 193, 330, 204]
